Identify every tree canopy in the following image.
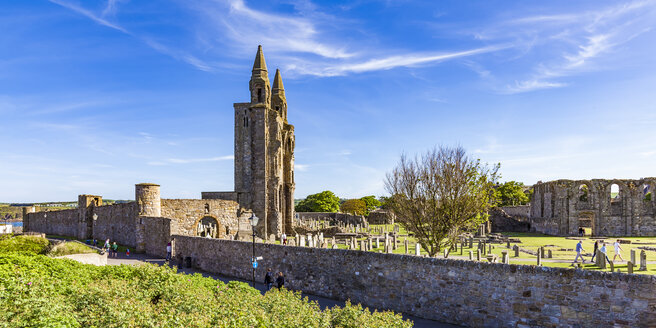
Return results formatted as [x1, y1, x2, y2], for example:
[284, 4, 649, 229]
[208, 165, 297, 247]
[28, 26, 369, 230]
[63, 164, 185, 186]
[384, 146, 499, 257]
[340, 199, 367, 215]
[359, 196, 381, 216]
[494, 181, 530, 206]
[294, 191, 341, 212]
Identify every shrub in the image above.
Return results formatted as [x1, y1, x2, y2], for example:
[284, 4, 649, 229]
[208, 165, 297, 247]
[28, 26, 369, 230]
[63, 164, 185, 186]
[0, 253, 412, 327]
[48, 241, 97, 257]
[0, 235, 50, 255]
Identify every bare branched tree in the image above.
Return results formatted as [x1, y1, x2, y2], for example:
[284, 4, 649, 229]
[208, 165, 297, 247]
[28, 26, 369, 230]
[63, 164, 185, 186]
[384, 146, 499, 257]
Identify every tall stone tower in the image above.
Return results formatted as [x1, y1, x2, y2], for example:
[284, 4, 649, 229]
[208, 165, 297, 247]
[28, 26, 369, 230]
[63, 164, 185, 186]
[234, 45, 295, 236]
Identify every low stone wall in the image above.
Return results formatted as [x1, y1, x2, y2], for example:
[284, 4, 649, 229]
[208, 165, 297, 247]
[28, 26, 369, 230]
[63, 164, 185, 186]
[530, 217, 560, 235]
[367, 210, 394, 225]
[173, 235, 656, 327]
[500, 205, 531, 218]
[297, 212, 366, 226]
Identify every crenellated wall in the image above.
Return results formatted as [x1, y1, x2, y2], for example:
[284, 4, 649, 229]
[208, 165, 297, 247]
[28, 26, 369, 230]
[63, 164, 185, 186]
[531, 178, 656, 236]
[173, 235, 656, 327]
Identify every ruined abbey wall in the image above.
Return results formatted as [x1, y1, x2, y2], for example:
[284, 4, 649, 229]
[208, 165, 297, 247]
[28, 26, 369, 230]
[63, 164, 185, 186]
[25, 208, 78, 237]
[173, 235, 656, 327]
[160, 199, 241, 238]
[530, 178, 656, 236]
[92, 202, 138, 246]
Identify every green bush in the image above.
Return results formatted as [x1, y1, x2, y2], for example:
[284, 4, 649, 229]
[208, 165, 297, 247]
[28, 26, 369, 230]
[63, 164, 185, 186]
[48, 241, 97, 257]
[0, 253, 412, 327]
[0, 235, 50, 255]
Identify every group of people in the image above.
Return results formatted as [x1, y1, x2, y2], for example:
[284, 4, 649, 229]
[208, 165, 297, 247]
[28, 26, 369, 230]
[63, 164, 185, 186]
[264, 268, 285, 291]
[573, 239, 624, 265]
[99, 238, 120, 257]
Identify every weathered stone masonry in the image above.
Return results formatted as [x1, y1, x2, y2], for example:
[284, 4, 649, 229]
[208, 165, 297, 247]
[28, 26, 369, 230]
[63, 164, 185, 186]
[174, 235, 656, 328]
[531, 179, 656, 236]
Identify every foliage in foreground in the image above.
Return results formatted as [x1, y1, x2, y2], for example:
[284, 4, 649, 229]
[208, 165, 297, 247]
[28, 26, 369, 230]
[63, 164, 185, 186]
[48, 241, 97, 257]
[0, 253, 412, 327]
[0, 234, 50, 255]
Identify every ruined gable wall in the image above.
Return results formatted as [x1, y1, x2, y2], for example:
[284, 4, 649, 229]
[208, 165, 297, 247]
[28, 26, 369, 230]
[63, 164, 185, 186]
[160, 199, 239, 238]
[531, 178, 656, 236]
[174, 236, 656, 327]
[136, 216, 176, 257]
[25, 208, 79, 237]
[92, 202, 138, 247]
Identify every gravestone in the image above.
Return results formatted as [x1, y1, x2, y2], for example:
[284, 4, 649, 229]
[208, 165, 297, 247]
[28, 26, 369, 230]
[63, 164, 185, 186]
[476, 250, 481, 261]
[469, 250, 473, 260]
[404, 238, 409, 254]
[631, 249, 636, 266]
[460, 242, 464, 255]
[289, 238, 296, 246]
[640, 250, 647, 271]
[415, 243, 421, 256]
[501, 250, 509, 264]
[376, 238, 380, 249]
[598, 250, 606, 269]
[360, 240, 366, 251]
[368, 238, 373, 250]
[444, 249, 449, 258]
[547, 250, 553, 259]
[507, 240, 511, 249]
[609, 260, 614, 272]
[332, 244, 338, 249]
[540, 247, 545, 259]
[469, 237, 473, 248]
[393, 235, 398, 250]
[488, 243, 492, 254]
[300, 236, 306, 247]
[513, 245, 519, 257]
[331, 237, 336, 248]
[537, 249, 542, 266]
[628, 261, 634, 274]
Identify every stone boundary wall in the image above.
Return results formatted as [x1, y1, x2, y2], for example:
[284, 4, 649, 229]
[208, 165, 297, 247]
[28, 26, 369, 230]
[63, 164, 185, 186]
[367, 210, 394, 225]
[297, 212, 366, 226]
[25, 208, 79, 237]
[173, 235, 656, 327]
[500, 205, 531, 218]
[93, 203, 138, 247]
[136, 216, 176, 257]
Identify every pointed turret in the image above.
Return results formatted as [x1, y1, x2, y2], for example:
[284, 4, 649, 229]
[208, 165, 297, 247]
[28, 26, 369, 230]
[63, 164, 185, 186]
[249, 45, 270, 106]
[272, 69, 284, 95]
[252, 45, 268, 73]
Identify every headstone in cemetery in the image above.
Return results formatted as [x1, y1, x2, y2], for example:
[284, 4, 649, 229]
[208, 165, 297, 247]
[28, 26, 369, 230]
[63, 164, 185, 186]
[631, 249, 636, 266]
[501, 250, 509, 264]
[415, 243, 421, 256]
[360, 240, 366, 251]
[547, 249, 553, 259]
[444, 249, 449, 258]
[289, 238, 296, 246]
[507, 240, 511, 249]
[460, 241, 464, 255]
[392, 234, 397, 250]
[628, 261, 634, 274]
[488, 243, 492, 254]
[469, 237, 473, 248]
[376, 238, 380, 249]
[300, 236, 306, 247]
[609, 260, 614, 272]
[404, 238, 409, 254]
[537, 249, 542, 266]
[640, 250, 647, 271]
[368, 238, 373, 250]
[540, 247, 545, 259]
[513, 245, 519, 257]
[469, 250, 473, 260]
[476, 250, 481, 261]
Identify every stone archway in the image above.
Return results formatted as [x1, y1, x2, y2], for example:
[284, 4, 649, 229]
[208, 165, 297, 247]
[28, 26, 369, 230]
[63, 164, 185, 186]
[577, 212, 595, 236]
[195, 216, 220, 238]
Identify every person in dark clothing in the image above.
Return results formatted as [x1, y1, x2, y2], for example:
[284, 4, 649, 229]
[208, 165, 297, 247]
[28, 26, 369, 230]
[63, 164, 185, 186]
[276, 272, 285, 290]
[264, 268, 274, 291]
[591, 240, 599, 262]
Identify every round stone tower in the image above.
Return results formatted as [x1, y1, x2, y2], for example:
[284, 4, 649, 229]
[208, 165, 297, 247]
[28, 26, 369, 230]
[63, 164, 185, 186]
[135, 183, 161, 217]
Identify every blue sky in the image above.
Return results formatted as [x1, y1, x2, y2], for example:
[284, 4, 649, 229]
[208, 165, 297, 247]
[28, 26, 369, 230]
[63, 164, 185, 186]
[1, 0, 655, 202]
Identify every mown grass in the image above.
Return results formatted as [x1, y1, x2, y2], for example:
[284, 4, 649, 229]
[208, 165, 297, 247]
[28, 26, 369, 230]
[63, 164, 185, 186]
[48, 241, 97, 257]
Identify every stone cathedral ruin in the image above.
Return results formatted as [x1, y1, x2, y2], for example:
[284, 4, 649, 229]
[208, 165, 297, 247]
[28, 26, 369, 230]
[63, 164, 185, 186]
[24, 46, 295, 248]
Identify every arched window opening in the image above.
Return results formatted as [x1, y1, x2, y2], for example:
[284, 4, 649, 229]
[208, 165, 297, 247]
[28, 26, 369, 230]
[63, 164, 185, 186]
[578, 184, 589, 202]
[196, 216, 219, 238]
[610, 184, 620, 203]
[643, 184, 652, 201]
[257, 88, 263, 102]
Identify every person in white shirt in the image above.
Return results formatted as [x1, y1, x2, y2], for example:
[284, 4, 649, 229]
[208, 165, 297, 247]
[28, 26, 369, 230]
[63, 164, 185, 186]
[612, 239, 624, 262]
[281, 233, 287, 245]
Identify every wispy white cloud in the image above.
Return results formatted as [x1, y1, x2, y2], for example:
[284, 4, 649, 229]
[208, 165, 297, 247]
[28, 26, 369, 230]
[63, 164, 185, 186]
[48, 0, 214, 72]
[148, 156, 234, 166]
[295, 164, 309, 171]
[494, 0, 656, 93]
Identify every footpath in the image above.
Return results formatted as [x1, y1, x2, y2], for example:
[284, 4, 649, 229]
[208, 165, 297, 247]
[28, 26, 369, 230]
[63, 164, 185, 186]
[106, 253, 459, 328]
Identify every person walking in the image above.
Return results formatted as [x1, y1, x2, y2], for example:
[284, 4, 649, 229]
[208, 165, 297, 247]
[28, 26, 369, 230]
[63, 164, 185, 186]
[103, 239, 110, 253]
[166, 242, 172, 262]
[276, 272, 285, 290]
[264, 268, 274, 291]
[612, 239, 624, 262]
[591, 240, 599, 262]
[600, 242, 610, 264]
[111, 242, 118, 258]
[281, 233, 287, 245]
[572, 240, 586, 265]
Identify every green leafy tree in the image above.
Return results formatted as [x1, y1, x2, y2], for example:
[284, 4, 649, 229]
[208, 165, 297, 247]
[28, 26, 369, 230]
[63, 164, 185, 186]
[340, 199, 368, 215]
[359, 195, 382, 216]
[495, 181, 530, 206]
[385, 146, 499, 257]
[294, 191, 341, 212]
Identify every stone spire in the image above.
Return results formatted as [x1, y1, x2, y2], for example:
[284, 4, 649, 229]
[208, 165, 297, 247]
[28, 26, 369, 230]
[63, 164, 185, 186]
[272, 69, 284, 95]
[252, 45, 267, 74]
